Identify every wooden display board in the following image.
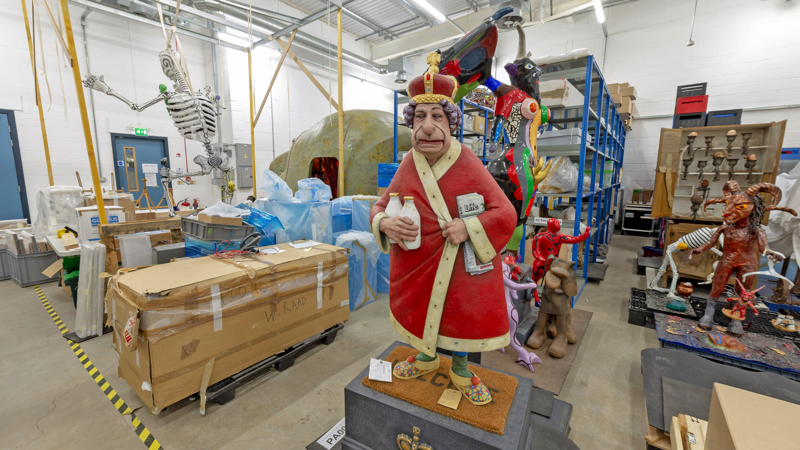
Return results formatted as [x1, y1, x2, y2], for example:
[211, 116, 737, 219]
[652, 121, 786, 220]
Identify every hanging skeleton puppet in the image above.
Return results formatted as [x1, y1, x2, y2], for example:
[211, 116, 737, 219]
[82, 8, 227, 216]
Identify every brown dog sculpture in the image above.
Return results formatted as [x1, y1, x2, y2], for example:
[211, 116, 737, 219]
[526, 257, 578, 358]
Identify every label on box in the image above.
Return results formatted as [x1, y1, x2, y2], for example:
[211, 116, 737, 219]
[289, 240, 321, 249]
[123, 313, 138, 350]
[368, 358, 392, 382]
[316, 418, 346, 450]
[437, 389, 462, 410]
[259, 247, 286, 254]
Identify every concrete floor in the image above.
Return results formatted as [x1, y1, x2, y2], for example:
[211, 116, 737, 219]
[2, 233, 659, 449]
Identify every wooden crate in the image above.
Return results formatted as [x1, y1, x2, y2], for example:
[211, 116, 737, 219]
[98, 218, 183, 275]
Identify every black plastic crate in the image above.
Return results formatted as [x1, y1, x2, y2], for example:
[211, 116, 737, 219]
[674, 112, 706, 128]
[628, 288, 655, 328]
[706, 109, 742, 126]
[676, 82, 707, 99]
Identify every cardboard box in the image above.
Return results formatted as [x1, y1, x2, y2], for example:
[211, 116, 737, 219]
[620, 85, 637, 100]
[377, 187, 387, 196]
[197, 214, 243, 226]
[540, 79, 585, 108]
[85, 195, 136, 222]
[470, 113, 487, 133]
[705, 383, 800, 450]
[607, 83, 620, 95]
[75, 206, 126, 241]
[106, 242, 350, 413]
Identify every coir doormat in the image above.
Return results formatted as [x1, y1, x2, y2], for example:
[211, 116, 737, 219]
[362, 345, 518, 435]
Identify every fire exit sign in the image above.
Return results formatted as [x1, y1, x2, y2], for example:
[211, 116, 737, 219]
[134, 127, 149, 136]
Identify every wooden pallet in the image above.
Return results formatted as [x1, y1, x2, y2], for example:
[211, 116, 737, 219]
[98, 218, 183, 274]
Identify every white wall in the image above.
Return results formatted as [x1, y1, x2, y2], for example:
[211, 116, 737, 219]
[221, 0, 395, 203]
[400, 0, 800, 202]
[602, 0, 800, 198]
[1, 3, 223, 221]
[4, 0, 798, 221]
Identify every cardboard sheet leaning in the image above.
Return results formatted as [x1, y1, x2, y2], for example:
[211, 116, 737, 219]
[105, 242, 350, 413]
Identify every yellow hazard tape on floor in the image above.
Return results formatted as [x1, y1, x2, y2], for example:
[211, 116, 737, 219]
[34, 285, 164, 450]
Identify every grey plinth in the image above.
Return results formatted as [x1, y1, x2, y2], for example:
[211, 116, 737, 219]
[342, 341, 579, 450]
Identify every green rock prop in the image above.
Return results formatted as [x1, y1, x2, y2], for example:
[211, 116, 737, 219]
[269, 110, 412, 196]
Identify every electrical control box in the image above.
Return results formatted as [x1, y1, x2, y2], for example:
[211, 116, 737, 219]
[235, 143, 253, 189]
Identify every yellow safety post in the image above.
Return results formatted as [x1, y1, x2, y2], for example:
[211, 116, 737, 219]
[248, 48, 257, 197]
[20, 0, 54, 186]
[60, 0, 106, 222]
[337, 7, 344, 197]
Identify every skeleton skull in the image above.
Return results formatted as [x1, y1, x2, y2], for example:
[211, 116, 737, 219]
[159, 50, 180, 83]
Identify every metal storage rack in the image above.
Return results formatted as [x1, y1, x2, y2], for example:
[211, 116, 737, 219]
[393, 90, 495, 163]
[530, 54, 626, 302]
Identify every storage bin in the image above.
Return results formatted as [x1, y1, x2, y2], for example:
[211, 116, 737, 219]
[540, 128, 593, 146]
[0, 249, 9, 281]
[184, 235, 243, 259]
[181, 217, 255, 241]
[8, 250, 60, 287]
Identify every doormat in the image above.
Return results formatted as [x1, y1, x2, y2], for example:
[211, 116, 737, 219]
[362, 345, 518, 435]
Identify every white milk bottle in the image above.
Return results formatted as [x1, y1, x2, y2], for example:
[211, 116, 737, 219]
[385, 193, 403, 244]
[399, 196, 421, 250]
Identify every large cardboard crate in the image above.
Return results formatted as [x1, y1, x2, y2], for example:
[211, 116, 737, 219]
[106, 242, 350, 413]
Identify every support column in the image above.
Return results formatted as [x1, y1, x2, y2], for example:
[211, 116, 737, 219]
[337, 7, 344, 197]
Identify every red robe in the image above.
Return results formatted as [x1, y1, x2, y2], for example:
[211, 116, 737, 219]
[370, 143, 517, 353]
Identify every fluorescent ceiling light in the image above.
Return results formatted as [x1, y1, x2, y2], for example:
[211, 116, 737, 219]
[218, 31, 252, 48]
[410, 0, 446, 22]
[592, 0, 605, 23]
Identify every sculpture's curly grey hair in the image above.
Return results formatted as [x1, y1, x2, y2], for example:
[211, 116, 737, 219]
[402, 99, 462, 129]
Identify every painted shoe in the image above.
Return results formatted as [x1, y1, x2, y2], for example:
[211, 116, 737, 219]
[393, 355, 440, 380]
[449, 368, 492, 406]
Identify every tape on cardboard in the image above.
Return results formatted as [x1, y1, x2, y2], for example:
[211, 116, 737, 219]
[317, 262, 324, 309]
[210, 284, 223, 332]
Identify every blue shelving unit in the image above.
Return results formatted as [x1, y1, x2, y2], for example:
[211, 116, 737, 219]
[533, 54, 626, 303]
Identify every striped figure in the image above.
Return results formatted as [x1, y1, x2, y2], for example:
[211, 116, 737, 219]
[648, 227, 723, 299]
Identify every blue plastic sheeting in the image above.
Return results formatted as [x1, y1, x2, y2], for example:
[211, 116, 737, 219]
[377, 252, 390, 294]
[258, 169, 293, 200]
[333, 214, 351, 233]
[253, 199, 333, 244]
[295, 178, 333, 202]
[352, 196, 380, 233]
[336, 231, 380, 311]
[185, 235, 242, 258]
[237, 203, 285, 246]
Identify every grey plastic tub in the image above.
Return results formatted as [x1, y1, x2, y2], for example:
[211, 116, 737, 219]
[181, 217, 255, 241]
[8, 250, 60, 287]
[0, 250, 9, 281]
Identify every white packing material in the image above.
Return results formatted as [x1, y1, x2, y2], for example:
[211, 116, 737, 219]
[200, 200, 250, 218]
[766, 161, 800, 259]
[75, 241, 106, 339]
[33, 186, 83, 238]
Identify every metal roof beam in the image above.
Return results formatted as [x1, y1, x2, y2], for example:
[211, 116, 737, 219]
[68, 0, 247, 50]
[313, 0, 399, 40]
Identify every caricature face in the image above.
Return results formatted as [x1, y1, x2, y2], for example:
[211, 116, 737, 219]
[721, 193, 754, 224]
[412, 103, 452, 160]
